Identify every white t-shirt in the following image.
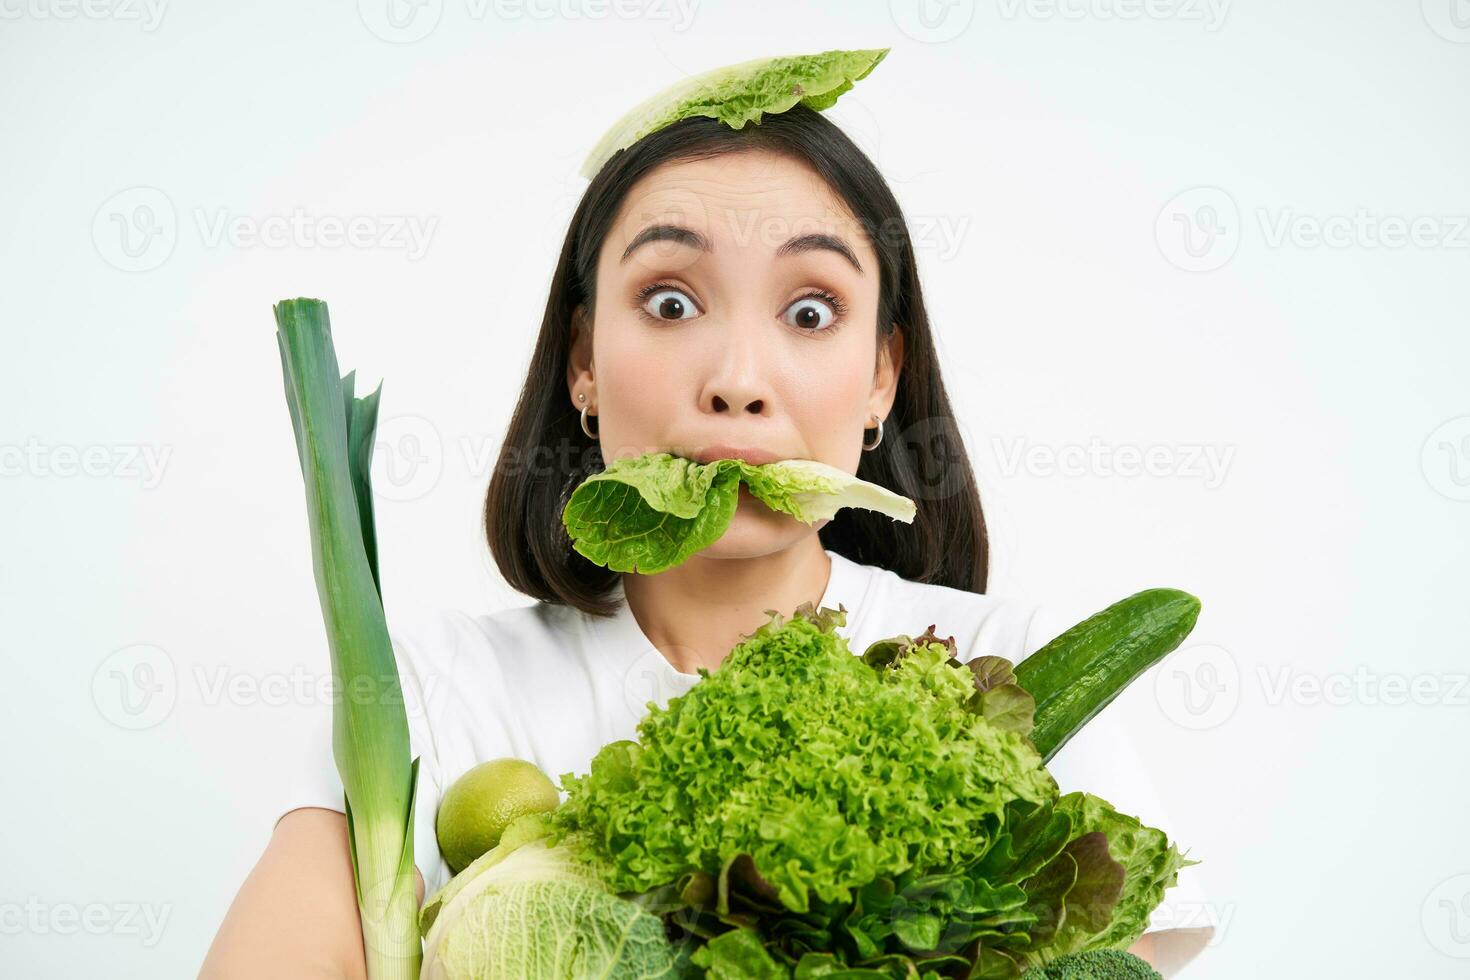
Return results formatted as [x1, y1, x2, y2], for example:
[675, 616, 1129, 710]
[280, 548, 1215, 973]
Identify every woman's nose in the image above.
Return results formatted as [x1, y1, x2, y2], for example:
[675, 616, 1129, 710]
[700, 322, 773, 417]
[710, 392, 764, 415]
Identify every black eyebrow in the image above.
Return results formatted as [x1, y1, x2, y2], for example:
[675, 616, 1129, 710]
[776, 233, 863, 274]
[621, 224, 711, 263]
[621, 224, 863, 274]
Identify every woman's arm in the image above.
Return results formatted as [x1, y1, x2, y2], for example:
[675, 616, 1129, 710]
[1126, 932, 1157, 966]
[198, 806, 424, 979]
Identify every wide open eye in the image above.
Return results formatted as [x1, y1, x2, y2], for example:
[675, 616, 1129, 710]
[641, 287, 701, 321]
[781, 294, 838, 332]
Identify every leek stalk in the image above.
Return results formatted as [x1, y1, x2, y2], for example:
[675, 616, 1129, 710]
[274, 297, 421, 979]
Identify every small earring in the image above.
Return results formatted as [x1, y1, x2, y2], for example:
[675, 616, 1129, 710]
[862, 413, 883, 451]
[580, 398, 598, 439]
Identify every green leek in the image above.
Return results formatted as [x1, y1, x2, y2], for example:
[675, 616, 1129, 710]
[274, 297, 421, 978]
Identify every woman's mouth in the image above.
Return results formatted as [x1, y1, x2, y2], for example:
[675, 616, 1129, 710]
[684, 445, 784, 465]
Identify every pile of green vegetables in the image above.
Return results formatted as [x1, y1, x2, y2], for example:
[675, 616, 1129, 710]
[417, 594, 1196, 979]
[274, 298, 1199, 979]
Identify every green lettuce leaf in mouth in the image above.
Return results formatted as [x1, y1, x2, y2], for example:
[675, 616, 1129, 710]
[561, 451, 916, 574]
[579, 47, 890, 179]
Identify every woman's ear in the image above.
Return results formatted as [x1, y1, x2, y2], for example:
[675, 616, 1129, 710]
[566, 303, 594, 398]
[872, 324, 904, 415]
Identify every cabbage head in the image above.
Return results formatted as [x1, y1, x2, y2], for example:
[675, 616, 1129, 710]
[420, 817, 687, 979]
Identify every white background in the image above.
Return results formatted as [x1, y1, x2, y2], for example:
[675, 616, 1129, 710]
[3, 1, 1468, 976]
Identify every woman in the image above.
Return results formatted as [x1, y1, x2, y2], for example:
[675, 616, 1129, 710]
[202, 100, 1211, 977]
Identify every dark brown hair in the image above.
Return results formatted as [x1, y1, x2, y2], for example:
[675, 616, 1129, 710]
[484, 104, 989, 617]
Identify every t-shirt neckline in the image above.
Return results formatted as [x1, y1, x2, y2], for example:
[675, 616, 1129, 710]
[599, 548, 875, 688]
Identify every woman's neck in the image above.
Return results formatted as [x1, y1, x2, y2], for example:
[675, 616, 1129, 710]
[620, 539, 833, 675]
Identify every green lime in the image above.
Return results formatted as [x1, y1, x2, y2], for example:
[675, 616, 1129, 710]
[435, 757, 561, 873]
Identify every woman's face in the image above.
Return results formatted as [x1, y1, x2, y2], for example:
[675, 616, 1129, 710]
[567, 148, 904, 559]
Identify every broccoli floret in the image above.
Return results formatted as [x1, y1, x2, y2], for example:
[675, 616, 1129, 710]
[1021, 949, 1163, 979]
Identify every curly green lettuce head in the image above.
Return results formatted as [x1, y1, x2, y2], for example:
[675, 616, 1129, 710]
[550, 602, 1057, 913]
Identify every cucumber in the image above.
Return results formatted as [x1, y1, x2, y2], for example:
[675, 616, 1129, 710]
[1015, 588, 1201, 762]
